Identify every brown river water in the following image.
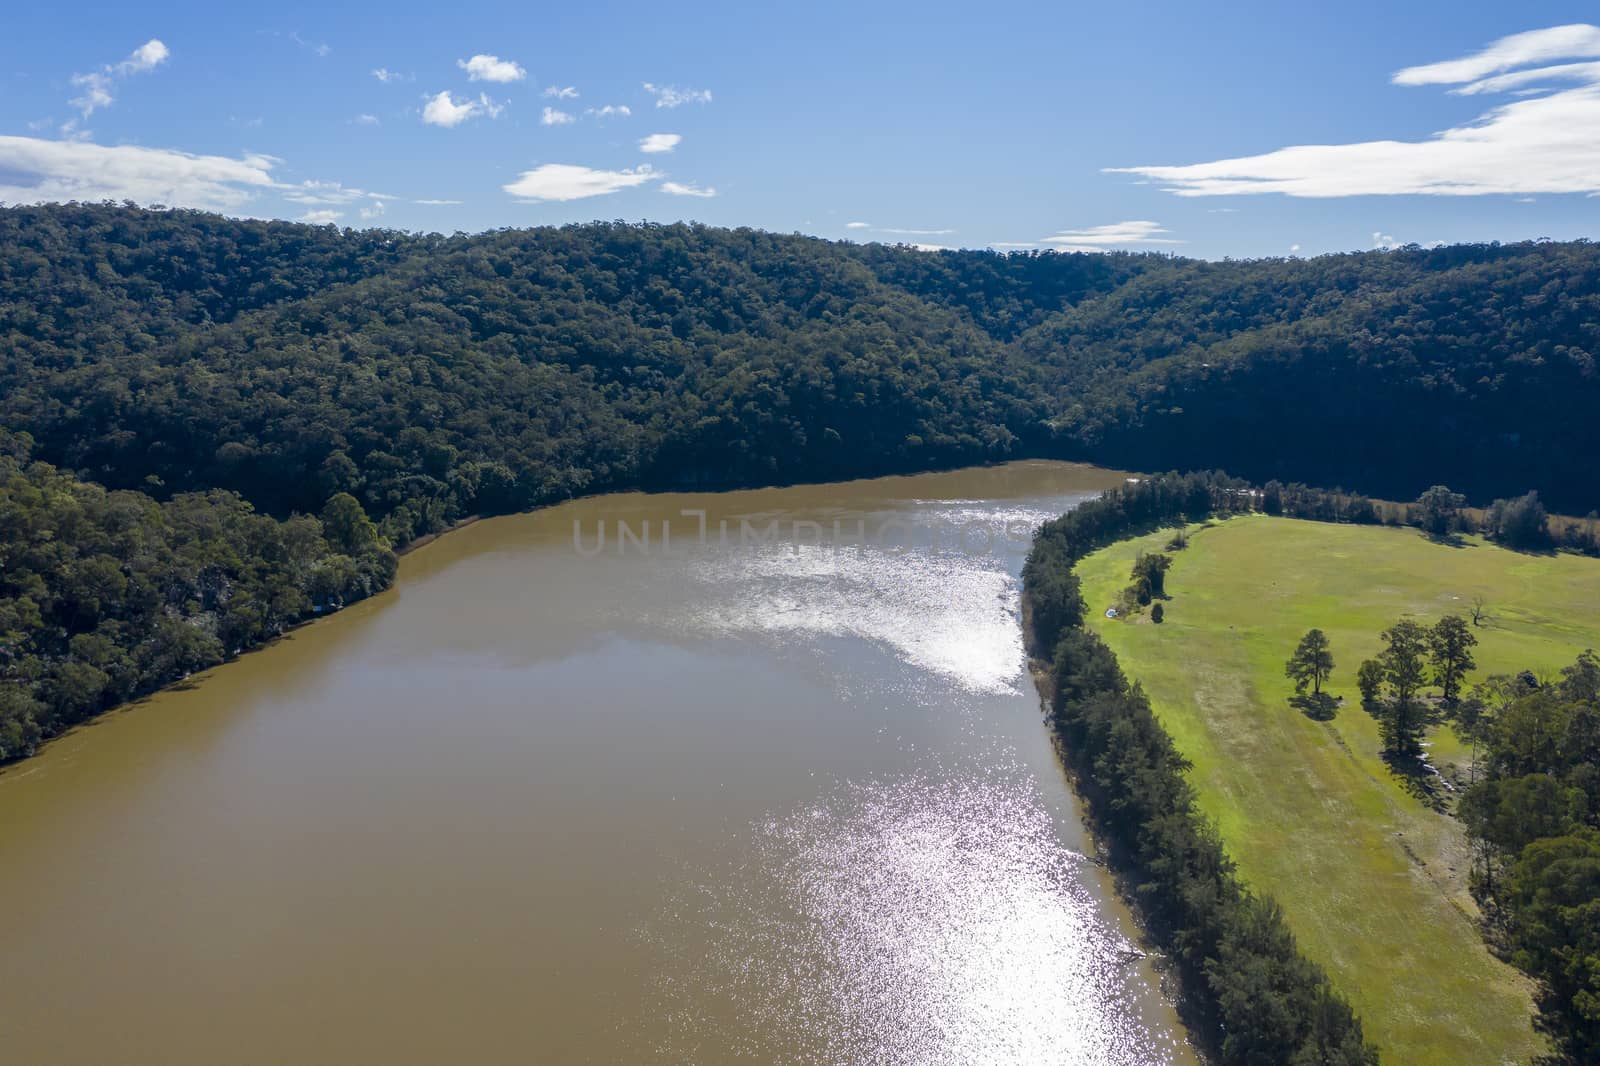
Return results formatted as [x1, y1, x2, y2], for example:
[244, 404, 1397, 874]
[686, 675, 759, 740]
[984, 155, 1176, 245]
[0, 462, 1196, 1065]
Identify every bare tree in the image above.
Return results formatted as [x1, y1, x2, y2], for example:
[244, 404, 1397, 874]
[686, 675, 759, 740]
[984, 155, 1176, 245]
[1470, 595, 1489, 627]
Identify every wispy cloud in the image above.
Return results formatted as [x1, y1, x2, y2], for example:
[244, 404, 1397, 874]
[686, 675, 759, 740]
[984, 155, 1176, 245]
[1110, 23, 1600, 197]
[845, 221, 871, 229]
[661, 180, 715, 197]
[877, 226, 954, 236]
[585, 104, 631, 118]
[422, 90, 503, 128]
[458, 54, 526, 83]
[643, 82, 712, 108]
[504, 163, 660, 202]
[1036, 220, 1182, 251]
[288, 31, 330, 58]
[352, 113, 380, 126]
[415, 198, 463, 205]
[300, 209, 342, 224]
[283, 180, 391, 206]
[1392, 24, 1600, 87]
[543, 85, 578, 99]
[541, 107, 575, 126]
[639, 132, 681, 153]
[0, 134, 276, 211]
[68, 38, 169, 122]
[371, 67, 406, 83]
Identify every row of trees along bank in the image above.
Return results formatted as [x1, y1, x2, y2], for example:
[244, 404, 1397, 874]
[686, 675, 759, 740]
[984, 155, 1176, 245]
[1021, 471, 1379, 1065]
[0, 429, 396, 764]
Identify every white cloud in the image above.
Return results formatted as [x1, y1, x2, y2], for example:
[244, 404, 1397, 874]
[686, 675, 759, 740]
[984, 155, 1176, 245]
[288, 32, 330, 58]
[541, 107, 575, 126]
[544, 85, 579, 99]
[1038, 220, 1182, 251]
[639, 132, 681, 153]
[116, 40, 170, 75]
[0, 135, 277, 210]
[422, 90, 502, 127]
[359, 200, 385, 220]
[661, 180, 715, 197]
[458, 54, 526, 83]
[371, 68, 405, 83]
[643, 82, 712, 108]
[1447, 60, 1600, 96]
[300, 209, 342, 224]
[845, 221, 871, 229]
[415, 198, 463, 205]
[1392, 24, 1600, 87]
[1373, 231, 1402, 249]
[877, 226, 954, 236]
[504, 163, 660, 202]
[1290, 243, 1302, 253]
[68, 38, 169, 119]
[586, 104, 631, 118]
[1110, 23, 1600, 197]
[68, 74, 113, 119]
[353, 113, 380, 126]
[284, 180, 381, 205]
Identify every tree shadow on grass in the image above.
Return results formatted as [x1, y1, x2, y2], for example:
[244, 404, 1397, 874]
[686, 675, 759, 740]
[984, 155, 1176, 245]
[1422, 531, 1472, 549]
[1380, 750, 1451, 812]
[1290, 692, 1340, 721]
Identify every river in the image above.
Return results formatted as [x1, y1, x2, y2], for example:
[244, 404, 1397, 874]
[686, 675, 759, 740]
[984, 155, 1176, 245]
[0, 462, 1195, 1065]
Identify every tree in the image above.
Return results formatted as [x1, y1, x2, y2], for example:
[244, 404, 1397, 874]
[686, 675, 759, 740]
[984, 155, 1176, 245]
[1379, 619, 1430, 757]
[1470, 594, 1490, 627]
[1485, 491, 1550, 549]
[1414, 485, 1465, 537]
[321, 492, 380, 555]
[1504, 831, 1600, 1061]
[1357, 659, 1384, 707]
[1131, 551, 1173, 597]
[1429, 615, 1478, 705]
[1286, 629, 1335, 696]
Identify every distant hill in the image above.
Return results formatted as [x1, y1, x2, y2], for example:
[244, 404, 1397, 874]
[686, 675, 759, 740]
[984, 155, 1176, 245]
[3, 203, 1598, 542]
[5, 203, 1600, 765]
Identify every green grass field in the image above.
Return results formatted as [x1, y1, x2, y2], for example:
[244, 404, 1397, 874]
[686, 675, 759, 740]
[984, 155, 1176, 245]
[1077, 516, 1600, 1065]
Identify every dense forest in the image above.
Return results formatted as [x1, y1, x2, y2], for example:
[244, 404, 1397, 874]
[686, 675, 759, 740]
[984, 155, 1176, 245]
[4, 203, 1600, 766]
[0, 428, 393, 761]
[5, 205, 1600, 539]
[1457, 655, 1600, 1061]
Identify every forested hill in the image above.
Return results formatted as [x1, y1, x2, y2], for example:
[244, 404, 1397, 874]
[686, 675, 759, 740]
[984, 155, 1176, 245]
[4, 204, 1600, 549]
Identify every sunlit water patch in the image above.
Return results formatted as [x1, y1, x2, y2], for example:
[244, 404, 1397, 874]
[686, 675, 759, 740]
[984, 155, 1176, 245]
[648, 770, 1177, 1065]
[681, 544, 1026, 695]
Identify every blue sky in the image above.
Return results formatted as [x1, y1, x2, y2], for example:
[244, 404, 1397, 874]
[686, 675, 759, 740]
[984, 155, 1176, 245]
[3, 0, 1598, 258]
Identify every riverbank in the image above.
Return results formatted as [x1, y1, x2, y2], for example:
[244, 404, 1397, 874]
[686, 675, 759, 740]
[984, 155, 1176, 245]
[1022, 472, 1379, 1064]
[1076, 515, 1593, 1063]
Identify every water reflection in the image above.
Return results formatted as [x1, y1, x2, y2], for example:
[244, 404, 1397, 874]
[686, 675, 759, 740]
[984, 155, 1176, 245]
[653, 769, 1180, 1065]
[0, 462, 1193, 1064]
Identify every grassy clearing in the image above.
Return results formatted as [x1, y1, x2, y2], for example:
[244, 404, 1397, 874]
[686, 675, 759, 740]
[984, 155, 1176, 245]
[1077, 516, 1600, 1065]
